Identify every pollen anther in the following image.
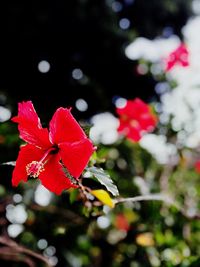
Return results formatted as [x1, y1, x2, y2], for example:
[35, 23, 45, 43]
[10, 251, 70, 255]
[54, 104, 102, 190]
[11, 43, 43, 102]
[26, 161, 45, 178]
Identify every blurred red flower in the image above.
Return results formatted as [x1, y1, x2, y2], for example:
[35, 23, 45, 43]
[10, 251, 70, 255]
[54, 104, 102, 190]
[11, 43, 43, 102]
[12, 101, 94, 195]
[116, 98, 157, 142]
[115, 213, 130, 232]
[194, 160, 200, 174]
[165, 43, 189, 71]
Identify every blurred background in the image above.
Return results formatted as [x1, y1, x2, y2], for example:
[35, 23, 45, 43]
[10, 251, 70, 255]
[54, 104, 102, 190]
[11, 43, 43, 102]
[1, 1, 200, 267]
[0, 0, 192, 120]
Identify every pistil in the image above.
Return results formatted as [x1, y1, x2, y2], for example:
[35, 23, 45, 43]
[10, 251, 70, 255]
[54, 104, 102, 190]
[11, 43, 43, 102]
[26, 147, 57, 178]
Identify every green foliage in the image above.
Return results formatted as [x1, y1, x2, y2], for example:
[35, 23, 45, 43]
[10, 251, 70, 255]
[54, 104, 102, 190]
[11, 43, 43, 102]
[1, 117, 200, 267]
[87, 166, 119, 196]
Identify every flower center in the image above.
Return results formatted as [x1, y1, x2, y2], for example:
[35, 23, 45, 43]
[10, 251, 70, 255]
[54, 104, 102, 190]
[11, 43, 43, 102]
[121, 115, 128, 121]
[26, 147, 57, 178]
[26, 161, 45, 178]
[130, 120, 139, 128]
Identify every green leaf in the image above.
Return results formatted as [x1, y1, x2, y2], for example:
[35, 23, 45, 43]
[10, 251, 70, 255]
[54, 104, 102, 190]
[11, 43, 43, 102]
[87, 166, 119, 196]
[69, 189, 79, 204]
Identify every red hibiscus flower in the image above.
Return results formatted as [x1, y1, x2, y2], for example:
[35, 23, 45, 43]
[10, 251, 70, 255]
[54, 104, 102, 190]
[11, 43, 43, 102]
[116, 98, 157, 142]
[12, 101, 95, 195]
[165, 43, 189, 71]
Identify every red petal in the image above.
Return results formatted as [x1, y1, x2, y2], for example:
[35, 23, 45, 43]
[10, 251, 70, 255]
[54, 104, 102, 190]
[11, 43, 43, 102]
[39, 154, 77, 195]
[49, 107, 86, 144]
[12, 144, 44, 187]
[126, 127, 141, 142]
[166, 59, 176, 71]
[59, 138, 94, 178]
[138, 114, 157, 131]
[117, 120, 129, 134]
[12, 101, 51, 148]
[117, 98, 149, 118]
[118, 123, 141, 142]
[165, 43, 189, 72]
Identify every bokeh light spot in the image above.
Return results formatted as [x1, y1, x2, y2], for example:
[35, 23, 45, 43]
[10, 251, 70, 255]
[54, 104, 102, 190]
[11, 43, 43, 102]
[38, 60, 50, 73]
[119, 18, 130, 29]
[72, 68, 83, 80]
[75, 98, 88, 112]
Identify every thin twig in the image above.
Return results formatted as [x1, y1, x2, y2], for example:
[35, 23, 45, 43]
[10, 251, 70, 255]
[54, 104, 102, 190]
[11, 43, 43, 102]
[114, 194, 175, 205]
[0, 236, 52, 267]
[0, 247, 36, 267]
[114, 194, 200, 220]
